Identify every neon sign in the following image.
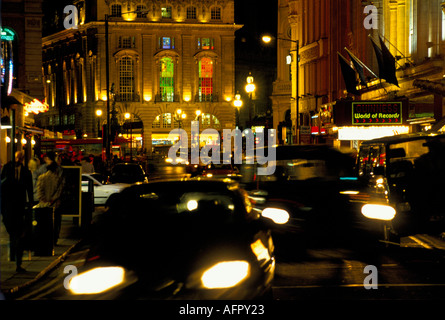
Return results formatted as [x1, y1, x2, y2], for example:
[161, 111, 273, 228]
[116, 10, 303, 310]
[352, 102, 402, 125]
[24, 99, 49, 114]
[1, 28, 16, 41]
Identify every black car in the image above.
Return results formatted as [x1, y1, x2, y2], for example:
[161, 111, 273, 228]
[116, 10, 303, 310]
[356, 132, 445, 241]
[109, 162, 148, 184]
[64, 179, 275, 300]
[240, 144, 382, 251]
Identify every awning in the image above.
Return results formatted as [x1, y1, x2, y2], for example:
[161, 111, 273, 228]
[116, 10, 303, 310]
[1, 92, 22, 109]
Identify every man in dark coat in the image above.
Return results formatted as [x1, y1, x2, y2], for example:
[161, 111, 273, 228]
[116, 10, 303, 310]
[1, 151, 34, 272]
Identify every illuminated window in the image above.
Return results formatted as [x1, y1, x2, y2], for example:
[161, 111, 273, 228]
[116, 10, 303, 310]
[161, 6, 172, 18]
[152, 113, 172, 128]
[199, 57, 213, 102]
[200, 113, 220, 129]
[111, 4, 122, 17]
[187, 6, 197, 19]
[160, 57, 174, 102]
[211, 7, 221, 20]
[197, 38, 214, 50]
[159, 37, 175, 49]
[119, 57, 134, 101]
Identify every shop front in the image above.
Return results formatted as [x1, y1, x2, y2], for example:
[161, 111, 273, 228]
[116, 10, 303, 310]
[333, 99, 410, 150]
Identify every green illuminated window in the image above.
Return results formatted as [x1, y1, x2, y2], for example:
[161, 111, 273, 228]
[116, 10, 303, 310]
[160, 57, 174, 102]
[199, 57, 213, 102]
[162, 6, 172, 18]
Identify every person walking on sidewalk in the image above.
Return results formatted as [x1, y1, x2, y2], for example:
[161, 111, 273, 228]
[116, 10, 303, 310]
[36, 152, 65, 245]
[1, 150, 34, 272]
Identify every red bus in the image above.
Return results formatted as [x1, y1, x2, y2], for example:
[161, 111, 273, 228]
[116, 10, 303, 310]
[39, 137, 129, 161]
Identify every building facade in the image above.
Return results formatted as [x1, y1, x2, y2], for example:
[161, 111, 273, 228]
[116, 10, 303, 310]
[37, 0, 241, 158]
[1, 0, 45, 165]
[275, 0, 445, 149]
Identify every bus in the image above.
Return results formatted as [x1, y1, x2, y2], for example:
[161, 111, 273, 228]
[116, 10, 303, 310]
[39, 137, 129, 161]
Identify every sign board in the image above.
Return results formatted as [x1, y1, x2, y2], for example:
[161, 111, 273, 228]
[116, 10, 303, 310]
[299, 125, 311, 144]
[59, 166, 81, 226]
[352, 101, 402, 125]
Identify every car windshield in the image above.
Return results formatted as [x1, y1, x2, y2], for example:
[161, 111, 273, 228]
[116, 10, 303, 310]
[136, 190, 237, 219]
[111, 164, 145, 182]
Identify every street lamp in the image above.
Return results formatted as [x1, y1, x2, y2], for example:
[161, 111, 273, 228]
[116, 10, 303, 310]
[174, 108, 187, 128]
[262, 34, 300, 144]
[95, 109, 103, 137]
[245, 73, 255, 128]
[233, 93, 243, 128]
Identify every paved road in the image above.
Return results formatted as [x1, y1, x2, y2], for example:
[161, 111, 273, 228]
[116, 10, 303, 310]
[12, 232, 445, 301]
[272, 234, 445, 300]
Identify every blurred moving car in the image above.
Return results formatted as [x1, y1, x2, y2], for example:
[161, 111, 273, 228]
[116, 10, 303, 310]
[109, 162, 148, 184]
[201, 163, 242, 180]
[65, 180, 276, 300]
[356, 132, 445, 242]
[240, 144, 381, 250]
[81, 173, 130, 206]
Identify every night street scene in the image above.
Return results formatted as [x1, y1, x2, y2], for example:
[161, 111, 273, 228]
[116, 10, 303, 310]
[2, 0, 445, 316]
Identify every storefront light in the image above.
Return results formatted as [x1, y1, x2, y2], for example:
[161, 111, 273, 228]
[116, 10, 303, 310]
[337, 126, 409, 141]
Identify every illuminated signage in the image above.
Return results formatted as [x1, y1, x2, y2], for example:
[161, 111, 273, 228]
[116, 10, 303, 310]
[24, 99, 49, 114]
[1, 28, 16, 41]
[352, 102, 402, 125]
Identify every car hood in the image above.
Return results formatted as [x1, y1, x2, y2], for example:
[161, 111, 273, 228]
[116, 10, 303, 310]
[81, 221, 255, 298]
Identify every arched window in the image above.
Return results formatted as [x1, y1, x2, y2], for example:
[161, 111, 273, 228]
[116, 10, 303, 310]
[200, 113, 220, 129]
[199, 57, 213, 102]
[160, 57, 174, 102]
[152, 113, 172, 129]
[119, 57, 135, 101]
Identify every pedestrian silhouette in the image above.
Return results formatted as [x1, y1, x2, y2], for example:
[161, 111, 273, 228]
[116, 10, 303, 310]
[1, 150, 34, 272]
[36, 152, 65, 245]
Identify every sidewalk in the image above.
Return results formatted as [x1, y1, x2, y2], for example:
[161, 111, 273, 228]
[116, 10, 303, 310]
[0, 215, 82, 298]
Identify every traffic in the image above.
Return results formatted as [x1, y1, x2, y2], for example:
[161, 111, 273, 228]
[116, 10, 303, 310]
[4, 131, 445, 301]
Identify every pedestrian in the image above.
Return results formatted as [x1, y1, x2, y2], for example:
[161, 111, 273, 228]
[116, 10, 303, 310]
[36, 151, 65, 245]
[1, 150, 34, 272]
[80, 156, 95, 173]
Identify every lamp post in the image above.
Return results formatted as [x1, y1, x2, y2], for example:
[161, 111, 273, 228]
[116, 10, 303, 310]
[245, 73, 255, 129]
[233, 93, 243, 128]
[174, 108, 187, 128]
[104, 8, 149, 166]
[124, 112, 132, 161]
[262, 34, 300, 144]
[96, 109, 103, 137]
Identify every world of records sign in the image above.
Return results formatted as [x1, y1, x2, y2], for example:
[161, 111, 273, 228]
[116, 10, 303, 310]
[352, 101, 402, 125]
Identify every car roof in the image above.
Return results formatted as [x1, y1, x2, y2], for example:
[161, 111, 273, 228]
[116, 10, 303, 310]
[360, 132, 445, 146]
[123, 178, 238, 194]
[258, 144, 353, 161]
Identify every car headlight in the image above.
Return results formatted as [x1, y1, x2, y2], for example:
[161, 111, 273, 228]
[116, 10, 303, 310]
[201, 261, 250, 289]
[68, 267, 125, 295]
[261, 207, 290, 224]
[361, 204, 396, 221]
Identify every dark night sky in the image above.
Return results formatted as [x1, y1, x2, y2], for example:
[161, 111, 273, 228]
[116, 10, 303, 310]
[234, 1, 278, 114]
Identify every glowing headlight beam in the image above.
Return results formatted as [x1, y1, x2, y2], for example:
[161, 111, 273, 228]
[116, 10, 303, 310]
[261, 208, 290, 224]
[361, 204, 396, 221]
[201, 261, 249, 289]
[68, 267, 125, 295]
